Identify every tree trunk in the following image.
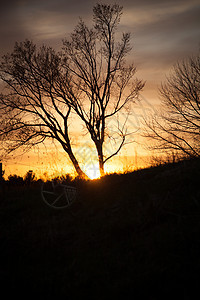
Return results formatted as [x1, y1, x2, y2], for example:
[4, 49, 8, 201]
[99, 158, 105, 177]
[96, 144, 105, 177]
[62, 144, 88, 179]
[70, 153, 88, 179]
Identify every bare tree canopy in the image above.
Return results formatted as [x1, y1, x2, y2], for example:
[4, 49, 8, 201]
[0, 41, 86, 177]
[144, 51, 200, 158]
[0, 3, 144, 178]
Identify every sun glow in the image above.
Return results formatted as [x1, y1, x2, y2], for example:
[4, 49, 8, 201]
[1, 141, 151, 181]
[83, 163, 101, 180]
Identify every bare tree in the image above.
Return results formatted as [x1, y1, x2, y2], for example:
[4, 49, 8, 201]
[0, 41, 87, 178]
[0, 3, 144, 177]
[144, 51, 200, 158]
[57, 4, 144, 176]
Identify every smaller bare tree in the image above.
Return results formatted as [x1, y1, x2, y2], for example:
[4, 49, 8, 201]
[143, 51, 200, 158]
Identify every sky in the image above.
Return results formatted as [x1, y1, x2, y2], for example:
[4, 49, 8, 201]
[1, 0, 199, 94]
[0, 0, 200, 178]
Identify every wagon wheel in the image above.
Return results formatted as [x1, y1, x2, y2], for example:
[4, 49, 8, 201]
[41, 181, 77, 209]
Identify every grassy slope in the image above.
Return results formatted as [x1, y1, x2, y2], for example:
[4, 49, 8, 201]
[0, 158, 200, 298]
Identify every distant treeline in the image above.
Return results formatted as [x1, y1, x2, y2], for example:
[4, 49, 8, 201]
[2, 170, 37, 186]
[1, 170, 75, 186]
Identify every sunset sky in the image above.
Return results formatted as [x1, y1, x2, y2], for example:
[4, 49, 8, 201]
[0, 0, 200, 178]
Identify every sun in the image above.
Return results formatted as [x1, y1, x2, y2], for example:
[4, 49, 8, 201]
[83, 163, 100, 180]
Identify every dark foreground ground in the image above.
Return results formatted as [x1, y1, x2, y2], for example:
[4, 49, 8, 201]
[0, 158, 200, 299]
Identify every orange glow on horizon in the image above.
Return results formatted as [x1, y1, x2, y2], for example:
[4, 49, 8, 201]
[2, 154, 150, 180]
[1, 139, 151, 180]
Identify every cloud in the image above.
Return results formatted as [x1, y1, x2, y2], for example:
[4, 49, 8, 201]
[1, 0, 199, 45]
[0, 0, 199, 101]
[133, 4, 200, 66]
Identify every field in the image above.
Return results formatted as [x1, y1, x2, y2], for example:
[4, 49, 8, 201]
[0, 158, 200, 299]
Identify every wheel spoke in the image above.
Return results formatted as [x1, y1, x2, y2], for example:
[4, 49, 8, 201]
[42, 191, 56, 195]
[52, 193, 64, 206]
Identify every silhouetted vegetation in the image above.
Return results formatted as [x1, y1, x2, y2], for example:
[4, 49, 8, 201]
[0, 3, 144, 178]
[23, 170, 36, 185]
[144, 50, 200, 158]
[7, 174, 24, 186]
[0, 157, 200, 298]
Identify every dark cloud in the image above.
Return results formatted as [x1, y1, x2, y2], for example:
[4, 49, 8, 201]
[132, 4, 200, 62]
[120, 1, 200, 94]
[0, 0, 199, 101]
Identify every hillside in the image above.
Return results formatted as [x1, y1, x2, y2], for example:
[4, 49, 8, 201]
[0, 158, 200, 299]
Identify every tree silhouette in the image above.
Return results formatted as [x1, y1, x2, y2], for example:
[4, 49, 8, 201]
[144, 51, 200, 158]
[0, 3, 144, 177]
[24, 170, 36, 185]
[7, 174, 24, 186]
[60, 4, 144, 175]
[0, 42, 86, 178]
